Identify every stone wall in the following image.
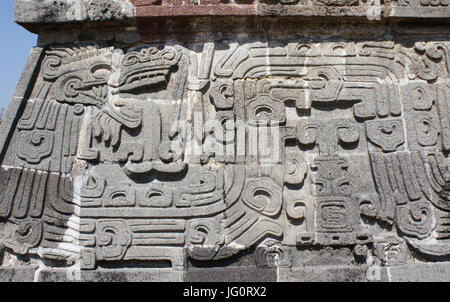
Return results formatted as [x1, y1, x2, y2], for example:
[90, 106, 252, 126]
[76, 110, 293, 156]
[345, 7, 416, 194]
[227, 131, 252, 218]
[0, 0, 448, 281]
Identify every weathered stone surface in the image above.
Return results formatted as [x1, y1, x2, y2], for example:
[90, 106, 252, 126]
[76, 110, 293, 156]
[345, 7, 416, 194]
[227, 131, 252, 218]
[1, 0, 449, 281]
[15, 0, 134, 24]
[0, 265, 38, 282]
[279, 262, 450, 282]
[36, 268, 184, 282]
[185, 267, 277, 282]
[14, 0, 450, 26]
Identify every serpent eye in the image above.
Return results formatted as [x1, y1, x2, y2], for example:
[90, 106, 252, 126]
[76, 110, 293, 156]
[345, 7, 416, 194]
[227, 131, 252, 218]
[91, 63, 111, 79]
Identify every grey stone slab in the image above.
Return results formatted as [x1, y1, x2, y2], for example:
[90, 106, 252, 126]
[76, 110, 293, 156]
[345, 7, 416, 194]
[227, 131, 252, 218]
[388, 263, 450, 282]
[277, 262, 450, 282]
[1, 0, 450, 283]
[0, 266, 38, 282]
[36, 268, 183, 282]
[185, 267, 277, 282]
[279, 266, 387, 282]
[15, 0, 134, 25]
[1, 262, 449, 281]
[14, 0, 450, 29]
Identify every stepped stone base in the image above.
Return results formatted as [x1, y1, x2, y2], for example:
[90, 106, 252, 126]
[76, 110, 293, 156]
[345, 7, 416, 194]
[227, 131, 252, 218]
[2, 263, 449, 282]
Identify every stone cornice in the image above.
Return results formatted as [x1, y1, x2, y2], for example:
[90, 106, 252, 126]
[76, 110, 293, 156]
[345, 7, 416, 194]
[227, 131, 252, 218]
[15, 0, 450, 34]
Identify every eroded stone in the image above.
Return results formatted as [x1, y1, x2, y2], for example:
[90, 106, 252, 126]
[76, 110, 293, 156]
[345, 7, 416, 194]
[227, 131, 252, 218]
[1, 0, 449, 282]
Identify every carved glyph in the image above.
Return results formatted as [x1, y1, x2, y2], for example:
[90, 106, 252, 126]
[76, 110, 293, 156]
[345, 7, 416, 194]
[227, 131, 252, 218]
[0, 38, 449, 272]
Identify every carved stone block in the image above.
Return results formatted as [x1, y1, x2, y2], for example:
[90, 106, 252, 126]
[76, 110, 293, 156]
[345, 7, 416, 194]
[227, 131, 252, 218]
[1, 0, 449, 282]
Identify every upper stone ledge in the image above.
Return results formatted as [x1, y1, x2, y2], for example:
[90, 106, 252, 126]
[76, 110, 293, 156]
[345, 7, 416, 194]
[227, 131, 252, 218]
[14, 0, 135, 24]
[14, 0, 450, 31]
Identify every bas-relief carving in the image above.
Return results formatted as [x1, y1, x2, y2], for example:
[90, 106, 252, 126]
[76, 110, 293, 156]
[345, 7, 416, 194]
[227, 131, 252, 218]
[0, 39, 449, 270]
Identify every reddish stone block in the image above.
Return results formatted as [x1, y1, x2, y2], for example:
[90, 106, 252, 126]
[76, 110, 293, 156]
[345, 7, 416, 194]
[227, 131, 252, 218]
[136, 5, 256, 17]
[136, 16, 258, 42]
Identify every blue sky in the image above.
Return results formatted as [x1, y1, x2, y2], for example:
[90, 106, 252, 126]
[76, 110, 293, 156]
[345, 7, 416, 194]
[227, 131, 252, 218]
[0, 1, 37, 112]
